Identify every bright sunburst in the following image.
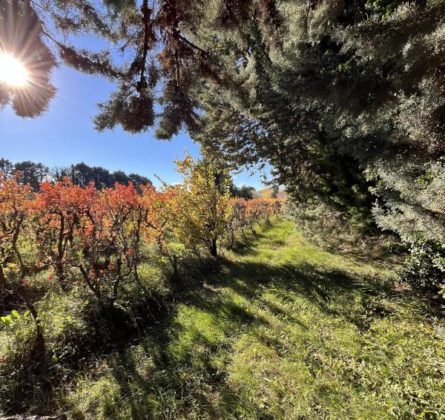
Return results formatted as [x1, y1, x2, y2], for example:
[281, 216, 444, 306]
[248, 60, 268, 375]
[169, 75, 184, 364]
[0, 52, 29, 87]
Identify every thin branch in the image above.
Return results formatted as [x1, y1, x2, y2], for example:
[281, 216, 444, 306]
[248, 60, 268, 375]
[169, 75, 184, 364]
[138, 0, 151, 92]
[177, 33, 209, 57]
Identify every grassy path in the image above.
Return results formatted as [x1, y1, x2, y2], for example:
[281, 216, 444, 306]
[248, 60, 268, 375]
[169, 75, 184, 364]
[69, 219, 445, 419]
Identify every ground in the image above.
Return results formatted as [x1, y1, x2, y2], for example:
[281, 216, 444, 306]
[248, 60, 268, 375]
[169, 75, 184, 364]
[66, 219, 445, 419]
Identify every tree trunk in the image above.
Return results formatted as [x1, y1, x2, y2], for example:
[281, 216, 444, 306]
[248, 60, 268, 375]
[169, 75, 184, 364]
[56, 216, 67, 289]
[241, 227, 247, 240]
[55, 259, 66, 289]
[210, 238, 218, 257]
[0, 264, 6, 313]
[171, 254, 179, 279]
[17, 282, 44, 346]
[0, 264, 6, 296]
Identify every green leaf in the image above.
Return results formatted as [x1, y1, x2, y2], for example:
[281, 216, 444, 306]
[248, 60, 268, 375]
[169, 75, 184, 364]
[1, 315, 12, 326]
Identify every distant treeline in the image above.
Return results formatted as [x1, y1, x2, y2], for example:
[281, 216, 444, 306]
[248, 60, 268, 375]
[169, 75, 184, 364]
[0, 158, 151, 190]
[0, 158, 259, 199]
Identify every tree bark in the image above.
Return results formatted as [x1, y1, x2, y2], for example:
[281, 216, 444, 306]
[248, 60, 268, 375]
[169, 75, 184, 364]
[16, 281, 44, 344]
[210, 238, 218, 257]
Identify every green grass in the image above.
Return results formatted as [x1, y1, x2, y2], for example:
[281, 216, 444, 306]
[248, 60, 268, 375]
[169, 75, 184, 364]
[63, 219, 445, 419]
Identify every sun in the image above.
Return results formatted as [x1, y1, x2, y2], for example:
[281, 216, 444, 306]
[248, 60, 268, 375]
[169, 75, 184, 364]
[0, 52, 30, 88]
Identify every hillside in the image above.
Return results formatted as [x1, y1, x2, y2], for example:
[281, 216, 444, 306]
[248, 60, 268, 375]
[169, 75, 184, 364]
[57, 219, 445, 418]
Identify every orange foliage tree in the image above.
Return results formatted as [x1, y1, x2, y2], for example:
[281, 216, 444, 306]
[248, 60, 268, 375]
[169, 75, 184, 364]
[227, 198, 248, 247]
[30, 178, 94, 289]
[29, 179, 156, 305]
[72, 183, 138, 304]
[0, 174, 42, 337]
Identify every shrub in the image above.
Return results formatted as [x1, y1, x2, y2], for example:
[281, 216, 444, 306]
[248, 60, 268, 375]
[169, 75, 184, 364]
[403, 241, 445, 297]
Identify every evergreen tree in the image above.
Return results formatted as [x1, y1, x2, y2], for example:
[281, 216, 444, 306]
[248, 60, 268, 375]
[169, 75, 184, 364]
[0, 159, 14, 177]
[14, 161, 49, 190]
[230, 184, 257, 200]
[0, 159, 151, 190]
[55, 162, 152, 189]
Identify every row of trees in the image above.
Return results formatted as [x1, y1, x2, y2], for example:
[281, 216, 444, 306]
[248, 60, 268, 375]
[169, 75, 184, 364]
[0, 159, 151, 191]
[0, 157, 282, 339]
[0, 159, 259, 198]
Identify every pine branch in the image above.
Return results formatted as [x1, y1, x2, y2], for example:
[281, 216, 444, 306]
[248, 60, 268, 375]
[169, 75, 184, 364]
[137, 0, 151, 93]
[177, 33, 209, 57]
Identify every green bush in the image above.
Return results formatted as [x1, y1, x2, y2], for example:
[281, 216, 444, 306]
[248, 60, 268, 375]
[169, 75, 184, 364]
[404, 241, 445, 297]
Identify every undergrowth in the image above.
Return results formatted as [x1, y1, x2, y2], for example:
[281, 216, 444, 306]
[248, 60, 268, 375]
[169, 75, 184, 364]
[1, 219, 444, 418]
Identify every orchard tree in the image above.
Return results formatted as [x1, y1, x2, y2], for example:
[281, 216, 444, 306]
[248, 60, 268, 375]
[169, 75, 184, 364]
[0, 175, 31, 289]
[100, 183, 142, 296]
[73, 183, 141, 305]
[227, 197, 282, 247]
[227, 198, 248, 248]
[0, 175, 42, 339]
[172, 156, 232, 257]
[140, 184, 175, 252]
[139, 183, 182, 278]
[31, 178, 94, 288]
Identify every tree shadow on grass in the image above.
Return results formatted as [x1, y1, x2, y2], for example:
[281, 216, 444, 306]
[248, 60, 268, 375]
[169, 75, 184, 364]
[228, 222, 277, 257]
[108, 316, 236, 419]
[96, 227, 407, 418]
[199, 256, 402, 332]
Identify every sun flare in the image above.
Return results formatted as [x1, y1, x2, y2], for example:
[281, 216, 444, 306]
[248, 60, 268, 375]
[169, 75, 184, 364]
[0, 52, 29, 87]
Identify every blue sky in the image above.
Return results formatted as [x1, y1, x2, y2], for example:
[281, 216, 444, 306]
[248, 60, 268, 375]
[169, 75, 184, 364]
[0, 64, 267, 188]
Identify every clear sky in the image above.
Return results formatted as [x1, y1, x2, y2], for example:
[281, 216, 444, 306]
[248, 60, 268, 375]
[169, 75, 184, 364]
[0, 64, 267, 188]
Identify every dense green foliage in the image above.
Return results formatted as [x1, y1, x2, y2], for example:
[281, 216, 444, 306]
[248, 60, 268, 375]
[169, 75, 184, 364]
[229, 184, 256, 200]
[1, 219, 443, 418]
[54, 162, 152, 190]
[403, 241, 445, 295]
